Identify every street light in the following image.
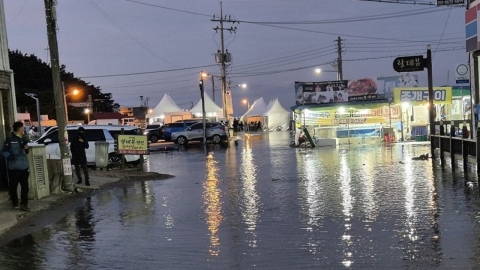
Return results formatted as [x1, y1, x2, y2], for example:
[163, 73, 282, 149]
[238, 83, 247, 89]
[24, 93, 42, 137]
[242, 99, 250, 109]
[84, 108, 90, 123]
[199, 78, 207, 152]
[314, 67, 340, 80]
[63, 88, 79, 123]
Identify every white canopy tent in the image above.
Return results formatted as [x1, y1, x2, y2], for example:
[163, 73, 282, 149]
[240, 97, 268, 130]
[146, 94, 185, 122]
[240, 97, 268, 120]
[262, 99, 290, 131]
[190, 92, 223, 119]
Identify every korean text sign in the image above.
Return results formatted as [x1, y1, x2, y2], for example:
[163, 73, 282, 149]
[393, 87, 452, 105]
[117, 135, 149, 155]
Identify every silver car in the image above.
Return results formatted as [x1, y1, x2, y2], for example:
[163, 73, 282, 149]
[171, 122, 228, 145]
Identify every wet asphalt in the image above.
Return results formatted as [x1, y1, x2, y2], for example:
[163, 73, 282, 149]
[0, 132, 479, 269]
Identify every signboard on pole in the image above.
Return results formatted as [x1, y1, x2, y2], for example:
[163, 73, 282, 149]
[455, 63, 470, 84]
[393, 55, 425, 72]
[117, 135, 149, 155]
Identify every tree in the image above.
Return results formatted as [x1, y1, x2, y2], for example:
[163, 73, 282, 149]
[8, 50, 116, 121]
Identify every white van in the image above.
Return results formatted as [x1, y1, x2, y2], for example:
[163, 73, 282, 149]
[121, 118, 136, 126]
[31, 125, 147, 166]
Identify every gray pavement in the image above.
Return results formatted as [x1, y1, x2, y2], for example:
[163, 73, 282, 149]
[0, 140, 176, 237]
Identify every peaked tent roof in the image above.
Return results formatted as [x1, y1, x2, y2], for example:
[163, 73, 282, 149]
[241, 97, 268, 119]
[190, 92, 223, 115]
[264, 98, 290, 116]
[146, 94, 183, 118]
[262, 98, 290, 131]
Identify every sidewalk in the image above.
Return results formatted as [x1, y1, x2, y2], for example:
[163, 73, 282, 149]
[0, 168, 172, 238]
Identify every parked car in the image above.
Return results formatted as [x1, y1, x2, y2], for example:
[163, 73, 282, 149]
[31, 125, 146, 166]
[148, 120, 198, 142]
[143, 123, 162, 135]
[171, 122, 228, 145]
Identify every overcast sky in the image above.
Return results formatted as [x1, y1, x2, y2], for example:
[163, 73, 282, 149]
[3, 0, 467, 115]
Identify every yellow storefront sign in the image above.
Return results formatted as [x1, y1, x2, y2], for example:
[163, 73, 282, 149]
[393, 87, 452, 105]
[118, 135, 149, 155]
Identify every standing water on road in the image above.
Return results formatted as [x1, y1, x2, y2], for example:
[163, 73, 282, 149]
[1, 132, 480, 269]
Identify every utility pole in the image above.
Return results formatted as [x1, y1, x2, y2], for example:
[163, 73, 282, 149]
[336, 36, 343, 81]
[44, 0, 74, 191]
[212, 1, 237, 120]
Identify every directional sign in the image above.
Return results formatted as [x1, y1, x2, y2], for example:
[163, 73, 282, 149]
[436, 0, 464, 6]
[393, 55, 424, 73]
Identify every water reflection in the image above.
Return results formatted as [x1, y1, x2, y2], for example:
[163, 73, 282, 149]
[339, 153, 354, 267]
[2, 136, 480, 268]
[240, 134, 260, 247]
[203, 152, 223, 256]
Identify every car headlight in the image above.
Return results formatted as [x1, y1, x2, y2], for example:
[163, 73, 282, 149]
[143, 131, 148, 135]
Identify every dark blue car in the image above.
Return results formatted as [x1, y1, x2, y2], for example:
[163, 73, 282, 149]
[148, 120, 197, 142]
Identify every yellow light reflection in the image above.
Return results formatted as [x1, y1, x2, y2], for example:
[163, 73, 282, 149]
[203, 152, 223, 256]
[240, 136, 260, 247]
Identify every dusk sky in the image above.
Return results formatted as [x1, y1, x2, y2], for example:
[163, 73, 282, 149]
[4, 0, 467, 115]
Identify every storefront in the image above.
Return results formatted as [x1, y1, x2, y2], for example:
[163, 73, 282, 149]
[292, 101, 399, 145]
[292, 77, 418, 145]
[291, 80, 457, 144]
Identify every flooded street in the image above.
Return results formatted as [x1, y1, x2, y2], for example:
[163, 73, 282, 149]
[1, 132, 480, 269]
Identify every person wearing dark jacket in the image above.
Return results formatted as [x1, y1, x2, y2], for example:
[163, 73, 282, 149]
[2, 121, 30, 211]
[70, 126, 90, 186]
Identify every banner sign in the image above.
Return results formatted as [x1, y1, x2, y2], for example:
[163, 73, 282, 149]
[393, 87, 452, 104]
[295, 76, 420, 105]
[295, 80, 348, 105]
[303, 105, 400, 126]
[117, 135, 148, 155]
[377, 75, 418, 100]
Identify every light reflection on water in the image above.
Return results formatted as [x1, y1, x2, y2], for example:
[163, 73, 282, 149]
[203, 152, 222, 256]
[0, 133, 480, 269]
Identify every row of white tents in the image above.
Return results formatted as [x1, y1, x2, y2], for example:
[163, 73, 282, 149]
[146, 93, 291, 131]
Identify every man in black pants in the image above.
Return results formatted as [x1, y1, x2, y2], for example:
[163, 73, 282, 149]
[2, 121, 30, 211]
[70, 126, 90, 186]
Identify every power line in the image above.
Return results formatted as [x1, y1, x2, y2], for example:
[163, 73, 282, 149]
[79, 64, 217, 79]
[87, 0, 175, 66]
[237, 7, 446, 25]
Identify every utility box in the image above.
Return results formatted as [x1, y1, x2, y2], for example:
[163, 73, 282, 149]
[95, 141, 110, 168]
[27, 145, 50, 199]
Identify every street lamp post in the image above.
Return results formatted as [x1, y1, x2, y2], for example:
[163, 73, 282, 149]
[62, 85, 79, 123]
[199, 78, 207, 153]
[24, 93, 42, 137]
[85, 108, 90, 123]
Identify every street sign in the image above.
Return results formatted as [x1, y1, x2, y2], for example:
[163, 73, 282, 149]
[455, 63, 469, 84]
[68, 102, 90, 107]
[437, 0, 464, 6]
[456, 79, 470, 84]
[393, 55, 424, 73]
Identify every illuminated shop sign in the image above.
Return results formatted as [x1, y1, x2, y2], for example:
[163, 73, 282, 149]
[393, 87, 452, 104]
